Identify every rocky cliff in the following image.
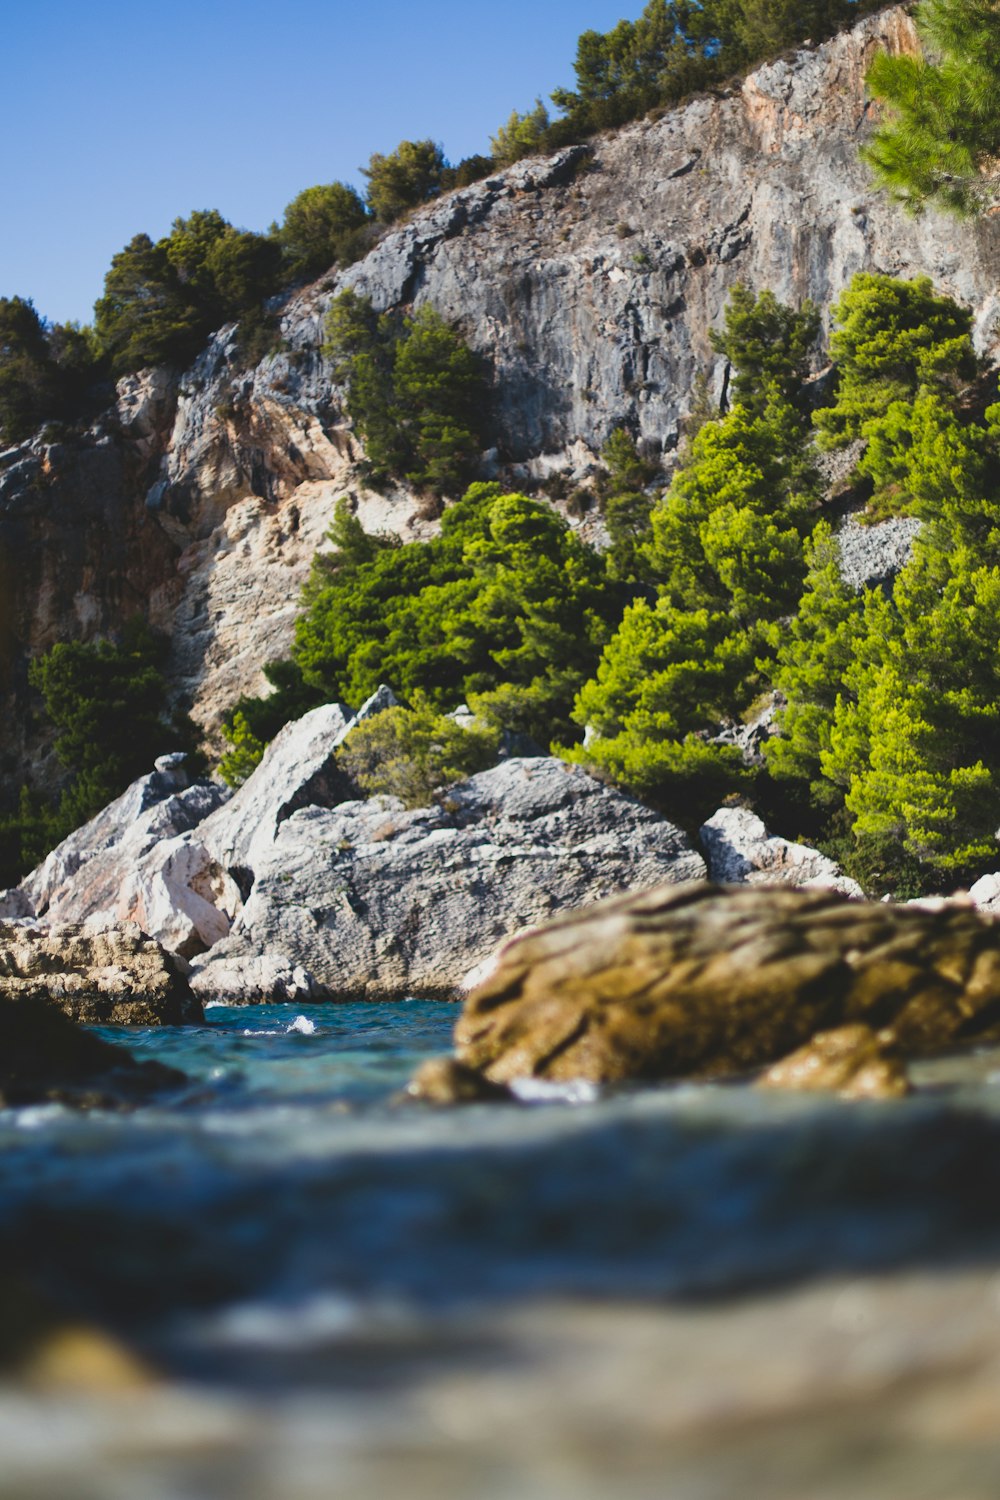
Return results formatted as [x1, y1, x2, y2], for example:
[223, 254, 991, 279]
[3, 5, 1000, 798]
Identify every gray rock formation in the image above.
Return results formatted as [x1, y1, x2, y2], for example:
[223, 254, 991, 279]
[451, 882, 1000, 1086]
[10, 760, 230, 959]
[700, 806, 863, 897]
[709, 693, 786, 767]
[0, 920, 201, 1027]
[836, 514, 923, 592]
[970, 872, 1000, 915]
[189, 757, 706, 1001]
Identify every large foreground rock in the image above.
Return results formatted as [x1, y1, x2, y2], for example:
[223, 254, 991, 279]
[190, 758, 706, 1001]
[452, 883, 1000, 1085]
[0, 921, 202, 1026]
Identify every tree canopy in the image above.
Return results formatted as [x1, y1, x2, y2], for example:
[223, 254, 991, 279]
[362, 139, 447, 224]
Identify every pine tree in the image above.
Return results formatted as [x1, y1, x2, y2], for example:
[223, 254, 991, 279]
[863, 0, 1000, 215]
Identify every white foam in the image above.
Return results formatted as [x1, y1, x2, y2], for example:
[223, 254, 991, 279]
[287, 1015, 318, 1036]
[509, 1077, 600, 1106]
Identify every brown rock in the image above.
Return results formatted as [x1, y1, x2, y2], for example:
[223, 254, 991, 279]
[758, 1024, 911, 1100]
[0, 920, 202, 1026]
[454, 883, 1000, 1086]
[405, 1057, 514, 1106]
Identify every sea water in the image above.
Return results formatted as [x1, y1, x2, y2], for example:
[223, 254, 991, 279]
[5, 1004, 1000, 1499]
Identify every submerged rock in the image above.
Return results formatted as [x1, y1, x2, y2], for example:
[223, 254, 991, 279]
[759, 1024, 911, 1100]
[190, 757, 706, 1001]
[452, 882, 1000, 1086]
[700, 806, 863, 897]
[405, 1057, 515, 1106]
[0, 920, 201, 1026]
[0, 990, 185, 1108]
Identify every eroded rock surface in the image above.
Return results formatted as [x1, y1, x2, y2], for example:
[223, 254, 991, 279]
[190, 757, 706, 1001]
[700, 806, 863, 896]
[0, 921, 201, 1027]
[453, 883, 1000, 1085]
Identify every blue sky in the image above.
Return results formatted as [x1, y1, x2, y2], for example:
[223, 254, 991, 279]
[2, 0, 633, 325]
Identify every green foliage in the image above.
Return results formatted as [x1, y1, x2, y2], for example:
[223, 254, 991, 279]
[857, 390, 996, 521]
[490, 100, 551, 166]
[324, 292, 487, 494]
[863, 0, 1000, 215]
[709, 284, 820, 416]
[362, 139, 447, 224]
[289, 483, 617, 748]
[550, 0, 880, 140]
[219, 658, 323, 756]
[576, 389, 821, 814]
[217, 711, 266, 789]
[764, 522, 867, 800]
[337, 698, 500, 807]
[0, 297, 58, 445]
[440, 155, 495, 191]
[0, 298, 108, 447]
[813, 273, 979, 448]
[28, 622, 178, 803]
[600, 428, 658, 494]
[0, 623, 194, 888]
[276, 182, 371, 280]
[825, 539, 1000, 876]
[94, 213, 283, 377]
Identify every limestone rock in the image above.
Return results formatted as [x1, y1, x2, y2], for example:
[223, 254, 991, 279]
[0, 920, 201, 1026]
[186, 953, 319, 1005]
[0, 888, 33, 919]
[758, 1024, 911, 1100]
[190, 757, 706, 1001]
[710, 693, 785, 767]
[836, 514, 922, 593]
[700, 806, 863, 897]
[13, 763, 230, 957]
[970, 872, 1000, 916]
[453, 882, 1000, 1085]
[20, 757, 214, 914]
[196, 687, 397, 876]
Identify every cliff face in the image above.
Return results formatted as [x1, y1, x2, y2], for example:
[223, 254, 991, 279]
[3, 5, 1000, 797]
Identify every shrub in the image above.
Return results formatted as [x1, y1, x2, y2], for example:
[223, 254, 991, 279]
[337, 699, 499, 807]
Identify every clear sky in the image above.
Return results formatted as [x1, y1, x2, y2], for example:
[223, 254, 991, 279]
[1, 0, 634, 326]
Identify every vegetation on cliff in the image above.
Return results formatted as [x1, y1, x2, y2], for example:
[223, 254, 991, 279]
[323, 292, 488, 495]
[0, 0, 894, 450]
[864, 0, 1000, 215]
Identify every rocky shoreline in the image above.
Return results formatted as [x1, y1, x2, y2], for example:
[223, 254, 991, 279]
[2, 693, 1000, 1109]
